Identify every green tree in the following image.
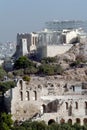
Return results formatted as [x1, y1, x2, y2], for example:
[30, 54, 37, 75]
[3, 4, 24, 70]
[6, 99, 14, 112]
[14, 56, 34, 69]
[13, 121, 87, 130]
[12, 126, 26, 130]
[22, 121, 47, 130]
[0, 81, 16, 95]
[0, 113, 13, 130]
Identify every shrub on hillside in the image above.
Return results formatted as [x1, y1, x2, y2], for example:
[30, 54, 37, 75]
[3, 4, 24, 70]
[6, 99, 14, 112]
[24, 66, 38, 74]
[38, 64, 54, 75]
[38, 64, 63, 75]
[76, 54, 86, 63]
[13, 69, 24, 76]
[41, 57, 57, 64]
[23, 75, 31, 82]
[70, 60, 80, 67]
[54, 65, 64, 75]
[14, 56, 35, 69]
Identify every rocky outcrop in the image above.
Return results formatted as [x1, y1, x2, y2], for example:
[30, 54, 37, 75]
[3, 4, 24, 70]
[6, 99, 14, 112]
[57, 38, 87, 64]
[63, 67, 87, 82]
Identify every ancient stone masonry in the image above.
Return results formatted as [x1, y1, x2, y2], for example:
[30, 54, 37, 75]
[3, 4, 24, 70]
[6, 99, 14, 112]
[4, 76, 87, 125]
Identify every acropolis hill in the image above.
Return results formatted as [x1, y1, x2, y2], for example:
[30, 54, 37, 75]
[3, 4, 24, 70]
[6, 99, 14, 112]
[3, 21, 87, 125]
[4, 37, 87, 125]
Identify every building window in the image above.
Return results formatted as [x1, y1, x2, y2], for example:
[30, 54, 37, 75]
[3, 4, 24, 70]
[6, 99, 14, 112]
[26, 91, 30, 101]
[20, 91, 23, 101]
[68, 105, 72, 116]
[34, 91, 37, 100]
[48, 119, 55, 125]
[68, 119, 72, 125]
[20, 80, 23, 90]
[83, 118, 87, 125]
[76, 118, 81, 124]
[65, 102, 68, 109]
[85, 102, 87, 109]
[75, 102, 78, 109]
[85, 102, 87, 115]
[60, 118, 65, 124]
[72, 85, 75, 91]
[33, 37, 34, 45]
[41, 104, 46, 114]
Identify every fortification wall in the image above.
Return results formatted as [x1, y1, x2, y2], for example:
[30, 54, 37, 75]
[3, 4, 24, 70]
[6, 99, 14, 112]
[37, 44, 73, 58]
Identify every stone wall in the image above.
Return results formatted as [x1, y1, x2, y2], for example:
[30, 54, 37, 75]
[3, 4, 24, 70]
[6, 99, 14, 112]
[4, 76, 87, 125]
[37, 44, 73, 58]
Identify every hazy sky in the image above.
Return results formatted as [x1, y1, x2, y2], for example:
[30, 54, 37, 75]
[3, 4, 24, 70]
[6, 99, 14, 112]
[0, 0, 87, 42]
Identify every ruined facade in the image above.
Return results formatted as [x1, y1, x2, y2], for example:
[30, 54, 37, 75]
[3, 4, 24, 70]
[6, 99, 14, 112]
[4, 76, 87, 125]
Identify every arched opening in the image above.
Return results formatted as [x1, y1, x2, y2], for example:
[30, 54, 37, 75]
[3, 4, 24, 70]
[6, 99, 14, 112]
[42, 104, 46, 113]
[68, 119, 72, 124]
[60, 118, 65, 124]
[72, 85, 75, 92]
[65, 102, 68, 110]
[83, 118, 87, 125]
[75, 102, 78, 109]
[34, 91, 37, 100]
[76, 118, 80, 124]
[68, 105, 72, 116]
[47, 99, 58, 113]
[85, 102, 87, 109]
[48, 119, 55, 125]
[20, 80, 23, 90]
[26, 91, 30, 101]
[85, 102, 87, 115]
[20, 91, 23, 101]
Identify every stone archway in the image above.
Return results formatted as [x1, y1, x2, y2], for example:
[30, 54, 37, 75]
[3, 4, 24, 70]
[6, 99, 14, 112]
[83, 118, 87, 125]
[68, 119, 72, 124]
[76, 118, 81, 124]
[60, 118, 65, 124]
[48, 119, 55, 125]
